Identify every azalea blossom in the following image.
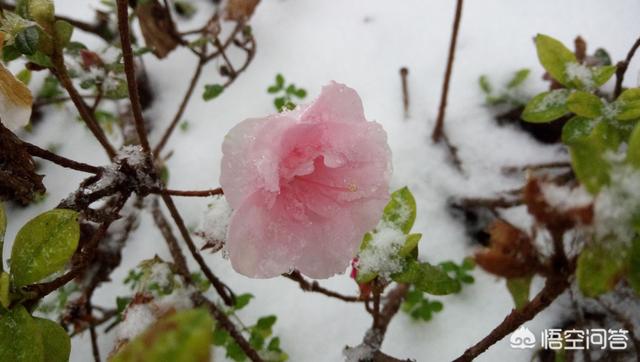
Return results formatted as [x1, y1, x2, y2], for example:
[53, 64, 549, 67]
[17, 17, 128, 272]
[220, 82, 391, 278]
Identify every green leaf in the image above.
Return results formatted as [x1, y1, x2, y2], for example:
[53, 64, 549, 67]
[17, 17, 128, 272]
[267, 85, 280, 94]
[592, 65, 616, 87]
[567, 120, 621, 193]
[577, 240, 629, 297]
[212, 328, 229, 346]
[33, 317, 70, 362]
[506, 277, 531, 310]
[594, 48, 612, 66]
[392, 260, 461, 295]
[16, 69, 31, 85]
[256, 315, 277, 333]
[274, 97, 285, 111]
[398, 233, 421, 257]
[629, 237, 640, 294]
[14, 26, 40, 56]
[233, 293, 253, 310]
[0, 305, 44, 362]
[478, 75, 492, 94]
[10, 209, 80, 287]
[203, 84, 224, 101]
[522, 89, 570, 123]
[226, 340, 247, 361]
[275, 74, 284, 87]
[53, 20, 73, 49]
[616, 88, 640, 121]
[28, 0, 55, 27]
[111, 309, 213, 362]
[3, 45, 22, 62]
[534, 34, 577, 86]
[294, 88, 307, 98]
[628, 121, 640, 168]
[382, 187, 417, 234]
[507, 68, 530, 89]
[0, 272, 9, 308]
[566, 91, 603, 118]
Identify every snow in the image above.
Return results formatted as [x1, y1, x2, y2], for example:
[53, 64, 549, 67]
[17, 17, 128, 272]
[535, 89, 568, 112]
[565, 62, 594, 89]
[594, 164, 640, 244]
[541, 182, 593, 211]
[2, 0, 640, 361]
[199, 195, 232, 246]
[357, 223, 406, 279]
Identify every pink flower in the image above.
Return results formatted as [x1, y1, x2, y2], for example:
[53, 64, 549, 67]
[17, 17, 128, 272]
[220, 82, 392, 279]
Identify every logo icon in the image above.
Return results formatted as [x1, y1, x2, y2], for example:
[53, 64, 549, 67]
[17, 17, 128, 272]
[510, 326, 537, 349]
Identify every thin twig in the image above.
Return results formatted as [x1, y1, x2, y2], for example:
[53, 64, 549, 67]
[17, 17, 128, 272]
[453, 276, 570, 361]
[52, 52, 117, 159]
[284, 271, 363, 302]
[614, 35, 640, 98]
[159, 188, 223, 197]
[159, 192, 235, 306]
[431, 0, 464, 143]
[87, 300, 101, 362]
[502, 161, 571, 174]
[116, 0, 151, 153]
[153, 58, 205, 156]
[400, 67, 409, 119]
[22, 141, 101, 174]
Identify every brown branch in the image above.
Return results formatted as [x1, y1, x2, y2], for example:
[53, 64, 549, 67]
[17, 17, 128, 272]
[345, 284, 411, 362]
[431, 0, 463, 143]
[453, 275, 570, 362]
[159, 192, 235, 306]
[400, 67, 409, 119]
[51, 52, 117, 159]
[22, 141, 101, 174]
[153, 58, 205, 156]
[116, 0, 152, 154]
[155, 188, 224, 197]
[614, 35, 640, 98]
[284, 270, 363, 302]
[151, 198, 262, 362]
[87, 300, 101, 362]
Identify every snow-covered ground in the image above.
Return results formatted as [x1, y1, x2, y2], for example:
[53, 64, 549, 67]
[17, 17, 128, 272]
[5, 0, 640, 360]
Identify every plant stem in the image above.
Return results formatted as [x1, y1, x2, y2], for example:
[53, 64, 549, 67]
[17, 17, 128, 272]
[23, 141, 101, 174]
[614, 35, 640, 98]
[284, 270, 363, 302]
[116, 0, 152, 154]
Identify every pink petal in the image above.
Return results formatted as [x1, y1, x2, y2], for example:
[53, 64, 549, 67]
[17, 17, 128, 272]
[300, 82, 366, 124]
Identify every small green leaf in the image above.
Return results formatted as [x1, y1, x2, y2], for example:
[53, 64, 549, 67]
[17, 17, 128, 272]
[507, 68, 530, 89]
[478, 75, 492, 94]
[10, 209, 80, 287]
[577, 240, 629, 297]
[256, 315, 277, 333]
[33, 317, 70, 362]
[0, 272, 9, 308]
[53, 20, 73, 49]
[233, 293, 253, 310]
[392, 260, 461, 295]
[0, 305, 44, 362]
[16, 69, 31, 85]
[506, 277, 531, 310]
[294, 88, 307, 98]
[275, 74, 284, 87]
[592, 65, 616, 87]
[203, 84, 224, 101]
[382, 187, 417, 234]
[522, 89, 570, 123]
[14, 26, 40, 56]
[566, 91, 603, 118]
[212, 328, 229, 346]
[285, 84, 296, 95]
[267, 85, 280, 94]
[594, 48, 612, 66]
[628, 121, 640, 168]
[616, 88, 640, 121]
[274, 97, 285, 111]
[111, 309, 213, 362]
[535, 34, 577, 86]
[398, 233, 421, 257]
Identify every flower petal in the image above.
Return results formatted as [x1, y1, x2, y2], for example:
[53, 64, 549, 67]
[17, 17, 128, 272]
[300, 82, 366, 124]
[0, 63, 32, 132]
